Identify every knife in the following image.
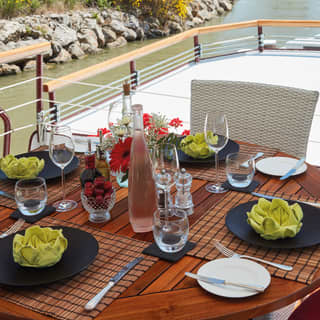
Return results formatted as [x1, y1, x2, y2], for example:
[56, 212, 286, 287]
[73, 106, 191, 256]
[0, 190, 15, 200]
[85, 257, 143, 310]
[251, 192, 320, 208]
[279, 157, 305, 180]
[185, 272, 265, 292]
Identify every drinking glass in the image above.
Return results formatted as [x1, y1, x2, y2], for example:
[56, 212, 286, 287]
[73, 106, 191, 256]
[153, 207, 189, 253]
[152, 143, 179, 209]
[49, 125, 77, 212]
[226, 152, 255, 188]
[204, 112, 229, 193]
[15, 177, 47, 216]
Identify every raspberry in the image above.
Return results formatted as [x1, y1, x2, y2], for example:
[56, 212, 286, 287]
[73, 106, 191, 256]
[84, 189, 93, 197]
[103, 181, 112, 192]
[84, 182, 93, 189]
[94, 188, 104, 196]
[95, 195, 103, 204]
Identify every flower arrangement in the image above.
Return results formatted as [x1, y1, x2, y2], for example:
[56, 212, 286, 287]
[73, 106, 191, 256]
[100, 112, 189, 184]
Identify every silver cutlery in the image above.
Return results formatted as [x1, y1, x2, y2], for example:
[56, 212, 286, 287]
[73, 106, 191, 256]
[185, 272, 265, 292]
[252, 192, 320, 208]
[0, 218, 25, 239]
[85, 257, 143, 311]
[214, 241, 293, 271]
[279, 157, 305, 180]
[241, 152, 264, 168]
[0, 190, 15, 200]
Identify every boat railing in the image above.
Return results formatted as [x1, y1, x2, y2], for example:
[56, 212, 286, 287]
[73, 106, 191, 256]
[0, 42, 51, 156]
[1, 20, 320, 156]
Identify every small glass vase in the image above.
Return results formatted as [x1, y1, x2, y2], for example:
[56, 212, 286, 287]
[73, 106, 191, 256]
[81, 189, 116, 223]
[115, 171, 128, 188]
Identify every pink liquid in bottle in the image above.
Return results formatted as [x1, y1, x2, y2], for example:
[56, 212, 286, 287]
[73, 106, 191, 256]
[128, 105, 157, 232]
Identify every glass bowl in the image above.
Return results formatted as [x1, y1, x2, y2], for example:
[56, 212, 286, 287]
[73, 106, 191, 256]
[81, 189, 116, 223]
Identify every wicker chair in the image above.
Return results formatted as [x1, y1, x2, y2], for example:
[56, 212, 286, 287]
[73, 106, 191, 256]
[190, 80, 319, 158]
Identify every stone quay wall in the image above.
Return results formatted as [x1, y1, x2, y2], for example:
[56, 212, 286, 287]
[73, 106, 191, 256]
[0, 0, 234, 75]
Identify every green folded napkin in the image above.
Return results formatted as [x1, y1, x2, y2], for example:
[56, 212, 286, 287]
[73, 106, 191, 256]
[13, 226, 68, 267]
[180, 132, 217, 159]
[247, 198, 303, 240]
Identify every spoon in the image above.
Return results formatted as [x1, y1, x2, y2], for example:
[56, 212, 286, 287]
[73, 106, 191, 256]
[241, 152, 264, 168]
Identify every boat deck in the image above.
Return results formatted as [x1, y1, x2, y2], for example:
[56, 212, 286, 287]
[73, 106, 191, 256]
[68, 50, 320, 166]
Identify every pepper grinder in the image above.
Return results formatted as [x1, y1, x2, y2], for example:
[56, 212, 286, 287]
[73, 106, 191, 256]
[175, 168, 194, 215]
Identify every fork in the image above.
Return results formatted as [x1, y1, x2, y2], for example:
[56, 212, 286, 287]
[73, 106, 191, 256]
[214, 241, 293, 271]
[0, 218, 25, 239]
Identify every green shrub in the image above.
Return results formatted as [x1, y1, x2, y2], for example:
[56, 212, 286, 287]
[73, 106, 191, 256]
[115, 0, 191, 23]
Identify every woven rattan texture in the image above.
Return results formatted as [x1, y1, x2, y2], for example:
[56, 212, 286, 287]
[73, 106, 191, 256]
[0, 154, 85, 209]
[185, 143, 278, 182]
[188, 191, 320, 284]
[190, 80, 319, 158]
[0, 216, 157, 320]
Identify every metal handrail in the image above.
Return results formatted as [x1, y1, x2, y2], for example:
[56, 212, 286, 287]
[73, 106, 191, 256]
[1, 19, 320, 156]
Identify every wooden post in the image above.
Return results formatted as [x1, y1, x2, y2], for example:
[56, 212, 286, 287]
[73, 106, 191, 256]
[194, 35, 200, 63]
[0, 108, 11, 157]
[130, 60, 137, 90]
[49, 91, 58, 123]
[36, 54, 43, 142]
[258, 25, 264, 52]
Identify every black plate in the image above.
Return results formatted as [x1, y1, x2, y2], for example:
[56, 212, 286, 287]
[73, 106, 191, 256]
[0, 151, 79, 181]
[226, 200, 320, 249]
[177, 136, 239, 164]
[0, 226, 98, 286]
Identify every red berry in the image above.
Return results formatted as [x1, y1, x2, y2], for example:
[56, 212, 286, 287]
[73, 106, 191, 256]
[84, 189, 93, 197]
[103, 181, 112, 192]
[85, 182, 93, 189]
[94, 188, 104, 196]
[96, 195, 103, 204]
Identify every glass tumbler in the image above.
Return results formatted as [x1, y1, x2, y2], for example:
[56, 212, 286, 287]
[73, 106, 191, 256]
[226, 152, 255, 188]
[15, 177, 47, 216]
[153, 208, 189, 253]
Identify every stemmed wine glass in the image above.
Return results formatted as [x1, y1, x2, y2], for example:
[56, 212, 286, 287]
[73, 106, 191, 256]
[204, 112, 229, 193]
[152, 143, 179, 210]
[49, 125, 78, 212]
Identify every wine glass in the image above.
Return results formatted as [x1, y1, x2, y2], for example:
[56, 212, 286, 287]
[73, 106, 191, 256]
[204, 112, 229, 193]
[152, 143, 179, 209]
[49, 125, 78, 212]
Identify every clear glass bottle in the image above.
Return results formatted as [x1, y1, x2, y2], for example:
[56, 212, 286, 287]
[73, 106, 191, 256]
[96, 130, 110, 180]
[107, 82, 132, 137]
[128, 104, 158, 232]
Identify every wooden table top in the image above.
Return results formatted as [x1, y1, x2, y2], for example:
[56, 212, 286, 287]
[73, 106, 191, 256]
[0, 150, 320, 320]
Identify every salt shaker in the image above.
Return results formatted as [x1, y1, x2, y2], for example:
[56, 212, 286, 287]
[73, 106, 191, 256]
[175, 168, 194, 215]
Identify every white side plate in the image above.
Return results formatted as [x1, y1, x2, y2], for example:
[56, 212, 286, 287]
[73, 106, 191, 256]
[197, 258, 271, 298]
[256, 157, 307, 177]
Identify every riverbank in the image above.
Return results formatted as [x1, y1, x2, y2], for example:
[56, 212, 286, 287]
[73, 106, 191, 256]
[0, 0, 234, 75]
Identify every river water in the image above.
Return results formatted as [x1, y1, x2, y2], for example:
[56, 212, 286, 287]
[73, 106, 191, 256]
[1, 0, 319, 154]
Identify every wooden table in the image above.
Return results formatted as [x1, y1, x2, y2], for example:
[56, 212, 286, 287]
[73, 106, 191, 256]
[0, 150, 320, 320]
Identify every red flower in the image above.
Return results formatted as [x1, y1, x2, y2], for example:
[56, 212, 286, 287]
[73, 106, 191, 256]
[109, 137, 132, 173]
[89, 128, 111, 137]
[156, 127, 169, 135]
[182, 129, 190, 136]
[169, 118, 183, 128]
[143, 113, 153, 128]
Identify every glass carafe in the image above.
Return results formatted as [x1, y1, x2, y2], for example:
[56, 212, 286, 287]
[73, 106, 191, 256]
[128, 104, 158, 232]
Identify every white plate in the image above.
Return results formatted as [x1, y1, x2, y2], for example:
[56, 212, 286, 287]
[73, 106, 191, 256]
[197, 258, 271, 298]
[256, 157, 307, 177]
